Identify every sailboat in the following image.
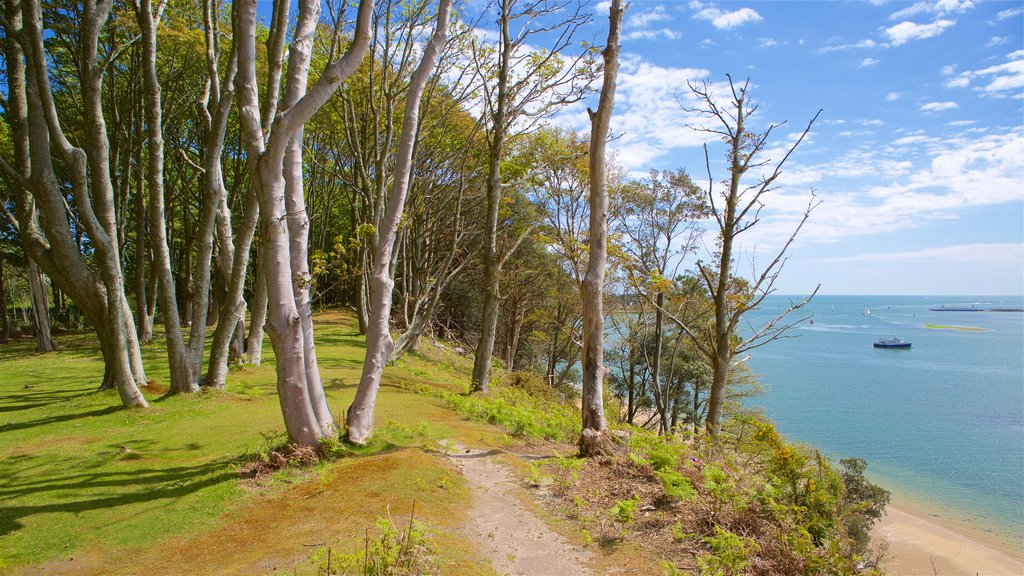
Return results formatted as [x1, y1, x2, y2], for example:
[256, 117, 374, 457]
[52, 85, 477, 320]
[864, 308, 871, 316]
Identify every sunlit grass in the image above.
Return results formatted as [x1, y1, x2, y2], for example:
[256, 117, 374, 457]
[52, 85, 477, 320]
[0, 311, 492, 573]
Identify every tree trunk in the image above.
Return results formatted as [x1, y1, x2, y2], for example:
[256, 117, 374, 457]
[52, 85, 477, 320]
[578, 0, 623, 457]
[245, 254, 267, 365]
[204, 191, 258, 389]
[137, 0, 197, 393]
[470, 0, 512, 395]
[651, 292, 669, 434]
[234, 0, 373, 445]
[5, 0, 149, 406]
[0, 257, 10, 344]
[346, 0, 452, 444]
[27, 257, 56, 352]
[134, 169, 152, 343]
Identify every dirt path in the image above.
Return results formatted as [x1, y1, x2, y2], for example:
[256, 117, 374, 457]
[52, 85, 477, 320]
[447, 444, 595, 576]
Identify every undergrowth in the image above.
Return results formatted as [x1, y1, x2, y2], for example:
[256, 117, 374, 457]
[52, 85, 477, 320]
[532, 416, 890, 575]
[406, 370, 582, 443]
[305, 504, 439, 576]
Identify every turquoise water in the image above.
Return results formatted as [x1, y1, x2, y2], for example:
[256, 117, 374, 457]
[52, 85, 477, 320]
[742, 295, 1024, 549]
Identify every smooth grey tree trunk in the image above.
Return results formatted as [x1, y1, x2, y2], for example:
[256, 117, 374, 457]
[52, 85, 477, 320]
[579, 0, 623, 456]
[137, 0, 197, 393]
[187, 4, 237, 381]
[245, 255, 267, 365]
[2, 0, 149, 406]
[0, 257, 10, 344]
[347, 0, 454, 444]
[235, 0, 373, 445]
[27, 258, 56, 352]
[134, 172, 152, 344]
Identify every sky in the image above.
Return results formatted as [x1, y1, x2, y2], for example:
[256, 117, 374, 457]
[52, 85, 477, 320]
[539, 0, 1024, 296]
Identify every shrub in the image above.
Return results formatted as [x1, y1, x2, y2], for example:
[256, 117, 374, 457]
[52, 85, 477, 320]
[695, 526, 760, 576]
[657, 469, 697, 502]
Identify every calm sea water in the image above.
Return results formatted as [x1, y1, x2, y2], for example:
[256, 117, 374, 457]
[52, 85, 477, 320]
[742, 295, 1024, 549]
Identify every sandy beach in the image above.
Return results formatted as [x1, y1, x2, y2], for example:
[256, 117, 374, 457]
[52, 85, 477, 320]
[874, 504, 1024, 575]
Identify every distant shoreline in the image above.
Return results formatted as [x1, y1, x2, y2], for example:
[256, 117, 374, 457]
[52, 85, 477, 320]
[875, 500, 1024, 575]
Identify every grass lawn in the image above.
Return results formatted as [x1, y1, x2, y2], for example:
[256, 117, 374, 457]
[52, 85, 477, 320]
[0, 311, 505, 575]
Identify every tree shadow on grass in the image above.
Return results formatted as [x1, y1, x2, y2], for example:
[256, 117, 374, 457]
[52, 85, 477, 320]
[0, 459, 235, 537]
[0, 387, 96, 414]
[0, 405, 122, 433]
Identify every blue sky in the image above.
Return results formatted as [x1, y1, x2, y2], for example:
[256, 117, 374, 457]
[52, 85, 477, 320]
[550, 0, 1024, 296]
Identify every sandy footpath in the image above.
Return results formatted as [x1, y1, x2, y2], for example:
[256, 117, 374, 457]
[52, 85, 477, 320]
[875, 504, 1024, 575]
[446, 444, 595, 576]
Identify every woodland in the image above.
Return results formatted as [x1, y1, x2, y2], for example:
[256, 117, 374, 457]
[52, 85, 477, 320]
[0, 0, 891, 573]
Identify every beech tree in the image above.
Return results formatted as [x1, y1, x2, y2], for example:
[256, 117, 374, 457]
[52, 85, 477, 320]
[578, 0, 623, 456]
[347, 0, 454, 444]
[235, 0, 373, 445]
[135, 0, 198, 394]
[1, 0, 149, 407]
[676, 76, 821, 438]
[187, 0, 238, 383]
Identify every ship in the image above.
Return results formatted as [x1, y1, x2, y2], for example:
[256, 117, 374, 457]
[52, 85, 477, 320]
[873, 337, 911, 349]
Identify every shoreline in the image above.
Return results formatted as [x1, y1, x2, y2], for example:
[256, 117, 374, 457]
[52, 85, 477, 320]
[873, 500, 1024, 575]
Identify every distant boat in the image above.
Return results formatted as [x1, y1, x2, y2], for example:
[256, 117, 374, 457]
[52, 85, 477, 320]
[874, 337, 911, 349]
[864, 308, 871, 315]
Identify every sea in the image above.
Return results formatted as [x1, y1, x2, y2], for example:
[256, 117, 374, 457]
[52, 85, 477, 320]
[741, 295, 1024, 552]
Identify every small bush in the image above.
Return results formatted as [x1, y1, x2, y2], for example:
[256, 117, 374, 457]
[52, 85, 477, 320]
[695, 526, 760, 576]
[332, 509, 439, 575]
[657, 469, 697, 502]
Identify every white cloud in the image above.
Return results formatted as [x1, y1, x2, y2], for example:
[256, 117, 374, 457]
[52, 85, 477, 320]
[884, 19, 956, 46]
[602, 54, 716, 169]
[859, 58, 880, 67]
[919, 101, 959, 112]
[943, 52, 1024, 96]
[886, 91, 902, 101]
[594, 0, 612, 13]
[690, 1, 763, 29]
[947, 120, 975, 126]
[739, 130, 1024, 252]
[628, 6, 671, 28]
[889, 0, 974, 20]
[945, 76, 970, 88]
[621, 5, 681, 41]
[624, 28, 682, 41]
[759, 38, 779, 48]
[996, 6, 1023, 20]
[891, 135, 937, 146]
[987, 36, 1010, 47]
[819, 39, 880, 53]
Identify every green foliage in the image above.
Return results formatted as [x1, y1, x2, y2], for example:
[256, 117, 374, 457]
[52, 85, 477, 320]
[549, 450, 584, 491]
[839, 457, 890, 553]
[660, 560, 688, 576]
[670, 521, 692, 543]
[695, 526, 760, 576]
[439, 382, 579, 442]
[702, 464, 746, 512]
[657, 469, 697, 502]
[608, 495, 641, 526]
[332, 513, 439, 575]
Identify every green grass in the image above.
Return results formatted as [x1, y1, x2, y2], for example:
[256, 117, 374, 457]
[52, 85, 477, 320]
[0, 311, 494, 574]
